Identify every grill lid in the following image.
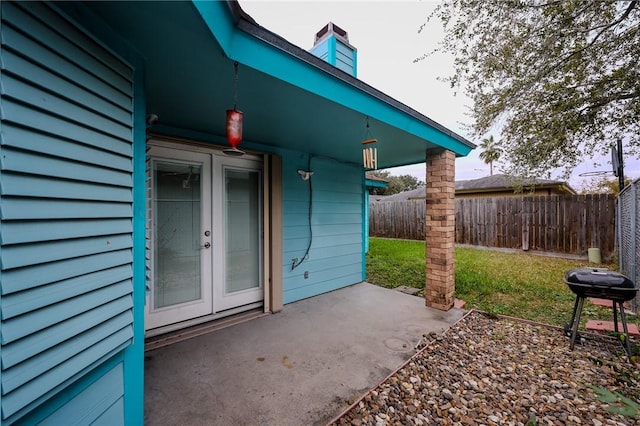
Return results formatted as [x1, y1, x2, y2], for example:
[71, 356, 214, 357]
[565, 268, 634, 288]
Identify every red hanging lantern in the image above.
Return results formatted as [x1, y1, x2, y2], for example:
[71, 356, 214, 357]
[226, 109, 243, 148]
[224, 62, 245, 156]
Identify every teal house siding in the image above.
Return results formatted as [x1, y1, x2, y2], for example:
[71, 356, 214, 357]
[0, 2, 139, 424]
[0, 0, 474, 424]
[334, 40, 357, 76]
[309, 42, 330, 63]
[282, 153, 363, 303]
[37, 363, 125, 426]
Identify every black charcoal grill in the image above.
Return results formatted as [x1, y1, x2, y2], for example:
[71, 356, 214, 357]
[564, 268, 637, 356]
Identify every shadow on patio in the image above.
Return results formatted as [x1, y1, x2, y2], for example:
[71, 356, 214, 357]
[143, 282, 465, 425]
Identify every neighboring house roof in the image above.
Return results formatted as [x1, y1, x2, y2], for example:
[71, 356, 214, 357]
[456, 174, 577, 196]
[379, 187, 426, 202]
[365, 172, 389, 189]
[365, 172, 389, 183]
[374, 174, 577, 201]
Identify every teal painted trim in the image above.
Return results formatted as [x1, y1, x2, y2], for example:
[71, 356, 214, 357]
[126, 36, 145, 426]
[365, 179, 388, 189]
[0, 93, 4, 426]
[125, 59, 145, 426]
[363, 171, 369, 266]
[327, 36, 337, 67]
[191, 0, 236, 58]
[352, 48, 358, 78]
[191, 1, 472, 157]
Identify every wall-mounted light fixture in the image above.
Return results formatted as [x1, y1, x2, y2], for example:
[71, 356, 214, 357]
[145, 114, 159, 142]
[146, 114, 159, 127]
[297, 169, 314, 180]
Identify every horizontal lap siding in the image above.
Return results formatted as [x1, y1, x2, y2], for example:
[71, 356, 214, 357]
[38, 362, 125, 426]
[335, 41, 355, 75]
[282, 155, 363, 303]
[309, 43, 329, 62]
[1, 2, 133, 422]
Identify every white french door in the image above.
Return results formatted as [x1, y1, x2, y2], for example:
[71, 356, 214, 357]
[146, 142, 263, 333]
[213, 158, 263, 312]
[146, 146, 213, 330]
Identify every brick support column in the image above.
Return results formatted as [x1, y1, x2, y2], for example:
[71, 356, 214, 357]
[425, 149, 456, 310]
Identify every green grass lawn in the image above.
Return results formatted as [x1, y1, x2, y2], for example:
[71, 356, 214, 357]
[366, 237, 628, 328]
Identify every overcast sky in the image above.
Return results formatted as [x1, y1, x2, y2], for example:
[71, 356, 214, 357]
[239, 1, 638, 189]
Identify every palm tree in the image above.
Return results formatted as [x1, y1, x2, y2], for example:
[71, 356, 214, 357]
[479, 135, 501, 176]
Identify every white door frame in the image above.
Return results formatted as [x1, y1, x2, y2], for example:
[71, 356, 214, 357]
[145, 139, 267, 336]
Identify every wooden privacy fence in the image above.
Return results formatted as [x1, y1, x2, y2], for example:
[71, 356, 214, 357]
[369, 194, 616, 259]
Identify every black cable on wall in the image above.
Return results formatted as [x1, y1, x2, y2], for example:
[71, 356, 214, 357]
[292, 155, 313, 270]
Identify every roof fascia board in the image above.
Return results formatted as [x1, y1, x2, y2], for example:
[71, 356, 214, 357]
[365, 180, 388, 188]
[192, 0, 237, 57]
[192, 1, 473, 157]
[231, 28, 474, 157]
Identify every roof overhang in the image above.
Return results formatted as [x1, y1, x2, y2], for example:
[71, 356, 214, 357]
[365, 179, 389, 189]
[83, 1, 474, 168]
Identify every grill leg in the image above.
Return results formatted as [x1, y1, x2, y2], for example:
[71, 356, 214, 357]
[613, 301, 619, 333]
[570, 297, 585, 350]
[568, 296, 580, 330]
[619, 303, 632, 357]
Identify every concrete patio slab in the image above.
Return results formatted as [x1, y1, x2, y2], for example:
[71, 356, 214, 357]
[143, 282, 465, 425]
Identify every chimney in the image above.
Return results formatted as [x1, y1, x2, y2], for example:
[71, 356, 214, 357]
[310, 22, 357, 77]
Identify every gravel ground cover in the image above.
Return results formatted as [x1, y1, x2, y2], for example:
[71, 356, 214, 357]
[330, 311, 640, 426]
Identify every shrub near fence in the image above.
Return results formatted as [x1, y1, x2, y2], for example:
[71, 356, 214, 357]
[369, 194, 616, 259]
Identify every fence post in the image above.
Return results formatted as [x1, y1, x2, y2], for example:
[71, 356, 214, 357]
[617, 181, 640, 313]
[522, 210, 530, 251]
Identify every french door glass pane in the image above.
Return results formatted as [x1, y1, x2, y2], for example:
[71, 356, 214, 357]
[225, 169, 260, 293]
[154, 161, 202, 308]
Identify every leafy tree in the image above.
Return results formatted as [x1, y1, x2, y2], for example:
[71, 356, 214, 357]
[478, 135, 501, 176]
[385, 174, 423, 195]
[367, 171, 424, 195]
[580, 176, 632, 195]
[421, 1, 640, 179]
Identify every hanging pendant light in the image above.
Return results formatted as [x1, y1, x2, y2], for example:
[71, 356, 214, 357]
[224, 61, 245, 156]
